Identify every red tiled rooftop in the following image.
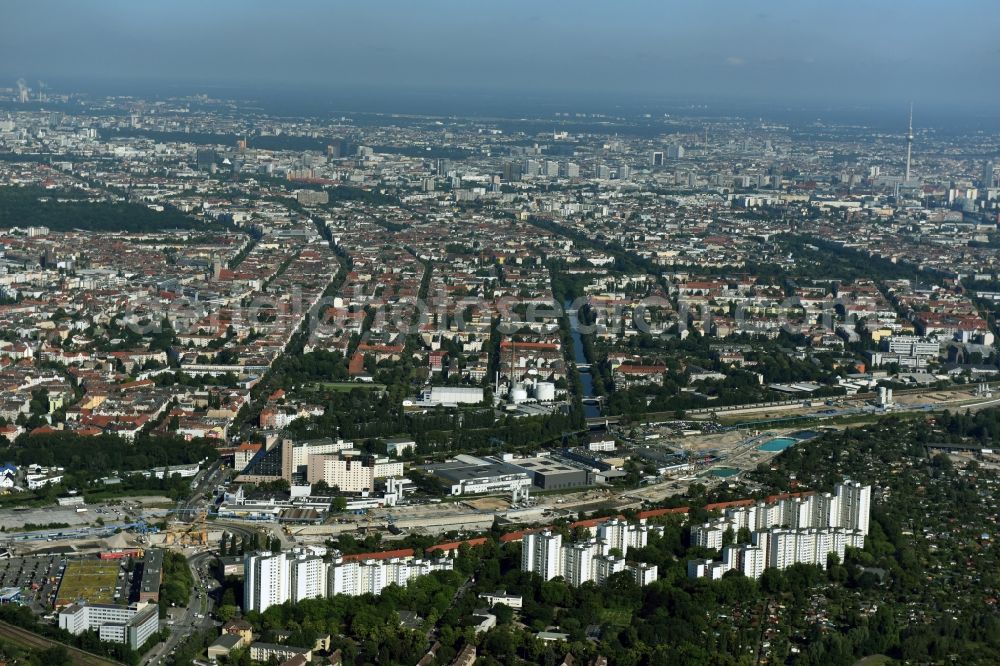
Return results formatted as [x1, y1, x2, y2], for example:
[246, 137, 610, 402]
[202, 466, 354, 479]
[341, 548, 415, 563]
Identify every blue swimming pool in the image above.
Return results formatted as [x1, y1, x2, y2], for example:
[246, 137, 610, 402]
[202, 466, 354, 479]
[758, 437, 797, 452]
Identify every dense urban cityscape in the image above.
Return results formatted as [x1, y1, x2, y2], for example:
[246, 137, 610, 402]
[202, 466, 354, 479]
[2, 2, 1000, 666]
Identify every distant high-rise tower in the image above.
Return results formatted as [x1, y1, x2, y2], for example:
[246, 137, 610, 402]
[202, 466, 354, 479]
[904, 103, 914, 183]
[983, 160, 995, 190]
[502, 161, 522, 182]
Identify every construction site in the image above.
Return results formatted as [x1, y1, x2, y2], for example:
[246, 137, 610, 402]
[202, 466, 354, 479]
[160, 510, 209, 547]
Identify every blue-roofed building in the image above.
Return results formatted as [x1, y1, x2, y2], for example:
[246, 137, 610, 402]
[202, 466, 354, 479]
[0, 463, 17, 490]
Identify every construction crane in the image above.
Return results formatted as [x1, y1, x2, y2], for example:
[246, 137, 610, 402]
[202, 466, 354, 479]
[164, 510, 208, 546]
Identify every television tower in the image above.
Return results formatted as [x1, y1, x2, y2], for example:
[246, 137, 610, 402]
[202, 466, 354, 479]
[904, 103, 914, 183]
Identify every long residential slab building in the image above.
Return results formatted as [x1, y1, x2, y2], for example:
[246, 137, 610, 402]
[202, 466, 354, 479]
[243, 546, 454, 613]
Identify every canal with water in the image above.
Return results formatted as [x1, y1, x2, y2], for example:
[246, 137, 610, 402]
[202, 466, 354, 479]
[566, 299, 602, 419]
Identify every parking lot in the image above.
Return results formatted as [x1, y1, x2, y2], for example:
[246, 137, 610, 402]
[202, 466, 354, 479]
[1, 499, 170, 531]
[0, 554, 65, 609]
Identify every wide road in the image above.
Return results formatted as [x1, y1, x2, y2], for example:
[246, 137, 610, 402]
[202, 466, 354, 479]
[173, 460, 227, 522]
[141, 549, 218, 666]
[143, 465, 230, 666]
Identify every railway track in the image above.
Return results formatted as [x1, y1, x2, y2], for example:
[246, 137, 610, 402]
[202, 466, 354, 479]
[587, 381, 1000, 426]
[0, 621, 122, 666]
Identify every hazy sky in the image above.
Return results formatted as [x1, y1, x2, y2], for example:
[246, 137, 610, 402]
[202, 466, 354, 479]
[2, 0, 998, 110]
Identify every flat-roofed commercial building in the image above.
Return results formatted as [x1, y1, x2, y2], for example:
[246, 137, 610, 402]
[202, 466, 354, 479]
[59, 602, 159, 650]
[504, 455, 592, 490]
[138, 549, 163, 603]
[421, 386, 484, 405]
[424, 455, 531, 496]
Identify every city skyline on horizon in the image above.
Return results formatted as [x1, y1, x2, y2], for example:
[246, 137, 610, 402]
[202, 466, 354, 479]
[2, 0, 999, 115]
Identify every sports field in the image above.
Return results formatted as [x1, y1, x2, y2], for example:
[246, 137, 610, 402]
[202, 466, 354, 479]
[55, 560, 122, 607]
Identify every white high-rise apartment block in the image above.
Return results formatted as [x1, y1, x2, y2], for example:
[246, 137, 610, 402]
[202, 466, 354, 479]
[847, 528, 865, 550]
[597, 518, 656, 556]
[712, 526, 866, 579]
[323, 555, 453, 599]
[829, 527, 865, 559]
[811, 529, 833, 566]
[332, 556, 450, 597]
[687, 558, 711, 579]
[812, 492, 841, 529]
[627, 561, 658, 586]
[689, 559, 726, 580]
[785, 497, 814, 530]
[740, 546, 766, 578]
[289, 552, 327, 602]
[721, 545, 738, 571]
[328, 559, 359, 597]
[835, 480, 871, 535]
[721, 544, 767, 579]
[593, 554, 626, 585]
[691, 523, 726, 550]
[562, 540, 600, 587]
[383, 558, 411, 588]
[754, 502, 782, 531]
[689, 479, 871, 581]
[766, 529, 799, 570]
[522, 530, 563, 581]
[597, 519, 628, 554]
[750, 528, 769, 555]
[765, 527, 865, 571]
[794, 529, 818, 566]
[725, 504, 757, 531]
[244, 552, 290, 613]
[701, 480, 871, 543]
[244, 548, 453, 612]
[357, 560, 386, 595]
[521, 520, 661, 588]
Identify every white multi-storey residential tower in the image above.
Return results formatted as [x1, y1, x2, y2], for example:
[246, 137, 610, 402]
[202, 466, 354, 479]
[689, 479, 872, 580]
[244, 552, 290, 613]
[289, 551, 327, 602]
[521, 530, 563, 581]
[835, 480, 871, 535]
[521, 520, 661, 588]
